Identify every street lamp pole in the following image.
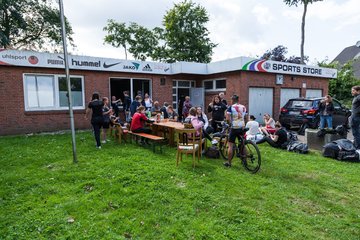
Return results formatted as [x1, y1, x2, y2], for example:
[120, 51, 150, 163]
[58, 0, 78, 163]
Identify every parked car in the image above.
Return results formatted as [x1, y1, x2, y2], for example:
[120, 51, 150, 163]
[279, 97, 351, 129]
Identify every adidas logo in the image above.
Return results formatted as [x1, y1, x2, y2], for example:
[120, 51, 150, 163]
[142, 64, 152, 71]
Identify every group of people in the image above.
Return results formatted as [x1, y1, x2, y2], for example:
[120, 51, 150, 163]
[85, 86, 360, 168]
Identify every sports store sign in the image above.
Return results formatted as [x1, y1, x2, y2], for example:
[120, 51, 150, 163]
[241, 58, 337, 78]
[0, 49, 171, 74]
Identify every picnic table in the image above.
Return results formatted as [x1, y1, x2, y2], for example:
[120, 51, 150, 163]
[152, 120, 184, 146]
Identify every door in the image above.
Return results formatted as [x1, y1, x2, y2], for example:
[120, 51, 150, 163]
[306, 89, 322, 98]
[248, 88, 273, 124]
[280, 88, 300, 108]
[332, 99, 349, 127]
[190, 88, 204, 109]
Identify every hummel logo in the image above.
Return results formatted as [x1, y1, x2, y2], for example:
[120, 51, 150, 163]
[103, 61, 121, 68]
[142, 64, 152, 71]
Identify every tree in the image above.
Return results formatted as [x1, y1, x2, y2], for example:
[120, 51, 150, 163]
[0, 0, 74, 51]
[284, 0, 323, 64]
[103, 0, 217, 63]
[260, 45, 308, 63]
[319, 59, 360, 102]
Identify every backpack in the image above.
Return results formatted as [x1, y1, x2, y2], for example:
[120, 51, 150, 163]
[205, 145, 220, 159]
[287, 131, 298, 142]
[323, 139, 359, 162]
[335, 125, 348, 137]
[287, 141, 309, 154]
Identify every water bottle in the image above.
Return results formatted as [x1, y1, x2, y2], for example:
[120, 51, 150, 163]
[161, 112, 164, 120]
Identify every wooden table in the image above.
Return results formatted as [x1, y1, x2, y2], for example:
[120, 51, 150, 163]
[152, 120, 184, 146]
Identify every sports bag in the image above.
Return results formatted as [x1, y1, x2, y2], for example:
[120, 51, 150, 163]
[287, 141, 309, 154]
[323, 139, 359, 162]
[322, 142, 340, 158]
[205, 146, 220, 159]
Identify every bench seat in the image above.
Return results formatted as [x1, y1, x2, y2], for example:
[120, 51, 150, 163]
[128, 131, 166, 153]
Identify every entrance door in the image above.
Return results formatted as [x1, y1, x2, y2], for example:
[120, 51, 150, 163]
[132, 79, 151, 98]
[110, 78, 130, 101]
[190, 88, 204, 109]
[280, 88, 300, 108]
[110, 78, 151, 101]
[249, 87, 273, 124]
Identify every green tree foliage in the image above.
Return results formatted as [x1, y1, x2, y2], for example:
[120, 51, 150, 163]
[103, 0, 217, 63]
[0, 0, 74, 51]
[284, 0, 323, 64]
[319, 60, 360, 102]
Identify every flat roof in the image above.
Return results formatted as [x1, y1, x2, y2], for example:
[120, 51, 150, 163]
[0, 49, 337, 78]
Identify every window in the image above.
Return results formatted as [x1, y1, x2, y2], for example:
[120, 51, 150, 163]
[203, 79, 226, 91]
[24, 74, 84, 111]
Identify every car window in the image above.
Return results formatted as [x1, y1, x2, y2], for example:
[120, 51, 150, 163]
[332, 100, 341, 109]
[287, 100, 313, 108]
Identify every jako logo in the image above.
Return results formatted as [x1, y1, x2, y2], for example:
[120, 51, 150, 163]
[123, 62, 140, 70]
[142, 64, 152, 71]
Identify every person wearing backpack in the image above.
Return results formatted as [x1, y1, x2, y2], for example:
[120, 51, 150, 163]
[351, 86, 360, 149]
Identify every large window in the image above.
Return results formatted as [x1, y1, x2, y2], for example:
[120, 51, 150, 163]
[203, 79, 226, 91]
[24, 74, 85, 111]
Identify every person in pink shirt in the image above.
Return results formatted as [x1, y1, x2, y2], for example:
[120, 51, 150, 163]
[187, 107, 204, 137]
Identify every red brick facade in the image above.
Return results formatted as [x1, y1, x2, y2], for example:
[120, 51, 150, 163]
[0, 65, 329, 135]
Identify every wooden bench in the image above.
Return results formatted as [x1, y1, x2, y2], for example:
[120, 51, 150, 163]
[128, 131, 166, 153]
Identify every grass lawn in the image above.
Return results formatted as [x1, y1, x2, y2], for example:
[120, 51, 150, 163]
[0, 131, 359, 239]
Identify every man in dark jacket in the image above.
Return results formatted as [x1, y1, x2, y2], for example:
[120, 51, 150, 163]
[130, 95, 142, 116]
[351, 86, 360, 149]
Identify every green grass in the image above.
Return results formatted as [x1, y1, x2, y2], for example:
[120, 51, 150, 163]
[0, 131, 359, 239]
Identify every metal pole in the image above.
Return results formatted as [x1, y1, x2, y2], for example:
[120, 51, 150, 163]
[59, 0, 78, 163]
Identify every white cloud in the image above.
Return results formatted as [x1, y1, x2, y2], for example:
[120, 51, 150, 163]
[62, 0, 360, 63]
[252, 3, 274, 25]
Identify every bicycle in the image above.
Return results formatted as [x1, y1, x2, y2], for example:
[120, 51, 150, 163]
[214, 122, 261, 173]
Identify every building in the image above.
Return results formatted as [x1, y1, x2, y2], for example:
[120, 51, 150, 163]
[0, 49, 337, 135]
[333, 40, 360, 79]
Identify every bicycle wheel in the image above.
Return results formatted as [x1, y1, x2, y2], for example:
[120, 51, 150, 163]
[241, 140, 261, 173]
[218, 135, 229, 160]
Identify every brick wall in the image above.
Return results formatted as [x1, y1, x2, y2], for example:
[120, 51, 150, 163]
[0, 66, 329, 135]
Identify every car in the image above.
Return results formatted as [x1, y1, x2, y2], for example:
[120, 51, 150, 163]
[279, 97, 351, 130]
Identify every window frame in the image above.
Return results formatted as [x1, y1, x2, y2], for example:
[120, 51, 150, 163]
[23, 73, 85, 111]
[203, 78, 226, 92]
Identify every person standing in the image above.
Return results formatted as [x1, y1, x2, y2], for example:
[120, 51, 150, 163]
[142, 93, 153, 111]
[351, 86, 360, 149]
[123, 91, 132, 122]
[182, 96, 192, 119]
[219, 92, 228, 107]
[102, 97, 112, 144]
[224, 95, 247, 167]
[208, 95, 227, 132]
[85, 92, 104, 149]
[318, 95, 334, 129]
[130, 95, 142, 116]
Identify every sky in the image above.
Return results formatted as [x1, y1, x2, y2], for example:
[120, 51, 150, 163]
[61, 0, 360, 65]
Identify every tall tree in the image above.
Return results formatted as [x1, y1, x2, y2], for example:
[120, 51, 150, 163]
[0, 0, 74, 51]
[103, 0, 217, 63]
[284, 0, 323, 64]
